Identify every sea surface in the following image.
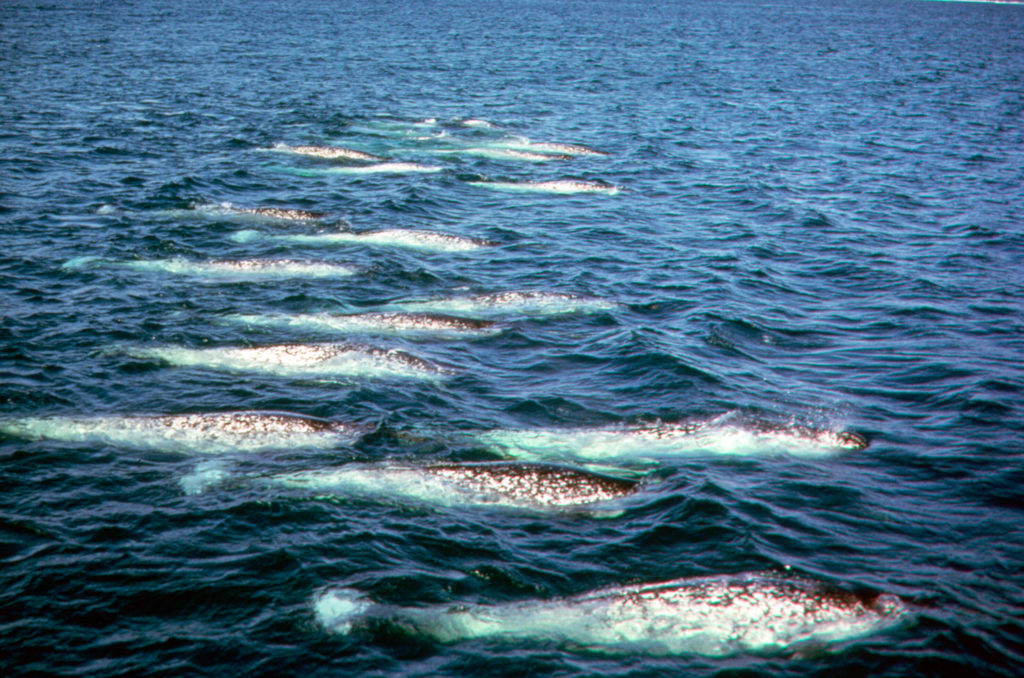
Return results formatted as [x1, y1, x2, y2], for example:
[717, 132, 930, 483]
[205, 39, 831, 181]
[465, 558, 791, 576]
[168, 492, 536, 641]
[2, 0, 1023, 675]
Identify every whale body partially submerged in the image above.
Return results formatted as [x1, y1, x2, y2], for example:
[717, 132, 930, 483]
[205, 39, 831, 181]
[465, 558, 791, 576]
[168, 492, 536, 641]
[177, 202, 331, 222]
[119, 258, 356, 280]
[314, 572, 907, 656]
[486, 138, 608, 156]
[230, 228, 491, 253]
[426, 147, 570, 162]
[479, 416, 869, 463]
[269, 461, 638, 513]
[127, 343, 447, 379]
[468, 179, 620, 195]
[280, 162, 443, 176]
[274, 143, 383, 162]
[389, 291, 615, 318]
[226, 312, 500, 339]
[0, 411, 364, 454]
[239, 206, 327, 221]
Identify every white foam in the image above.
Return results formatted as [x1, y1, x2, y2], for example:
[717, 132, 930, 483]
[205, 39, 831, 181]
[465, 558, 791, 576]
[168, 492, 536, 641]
[0, 412, 360, 454]
[128, 343, 446, 379]
[388, 291, 616, 318]
[467, 180, 620, 195]
[180, 459, 230, 495]
[314, 588, 374, 634]
[229, 228, 489, 253]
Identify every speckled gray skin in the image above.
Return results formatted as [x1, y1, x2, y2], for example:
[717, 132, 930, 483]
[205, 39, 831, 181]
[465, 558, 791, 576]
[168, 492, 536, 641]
[0, 411, 366, 454]
[242, 207, 327, 220]
[628, 421, 869, 451]
[271, 461, 638, 511]
[126, 343, 447, 378]
[315, 572, 908, 656]
[479, 417, 870, 464]
[227, 312, 498, 337]
[350, 313, 497, 333]
[282, 144, 384, 161]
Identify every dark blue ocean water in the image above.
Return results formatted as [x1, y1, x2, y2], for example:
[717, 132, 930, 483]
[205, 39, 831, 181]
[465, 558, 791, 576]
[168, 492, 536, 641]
[2, 0, 1024, 675]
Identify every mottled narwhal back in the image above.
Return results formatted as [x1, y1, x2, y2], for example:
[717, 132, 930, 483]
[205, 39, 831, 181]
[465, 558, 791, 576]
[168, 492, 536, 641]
[313, 572, 908, 656]
[230, 227, 492, 253]
[479, 415, 869, 463]
[273, 143, 384, 162]
[0, 411, 367, 454]
[268, 461, 638, 513]
[126, 343, 449, 379]
[111, 258, 357, 281]
[226, 312, 500, 340]
[388, 291, 616, 318]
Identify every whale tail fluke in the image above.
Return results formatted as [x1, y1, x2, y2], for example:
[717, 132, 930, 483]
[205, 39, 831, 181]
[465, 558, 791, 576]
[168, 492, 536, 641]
[314, 587, 375, 635]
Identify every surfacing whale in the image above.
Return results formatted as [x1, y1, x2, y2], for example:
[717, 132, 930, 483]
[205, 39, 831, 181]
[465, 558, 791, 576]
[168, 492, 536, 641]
[116, 258, 356, 280]
[223, 204, 326, 221]
[240, 206, 326, 221]
[425, 147, 569, 163]
[478, 416, 869, 463]
[467, 179, 620, 195]
[361, 117, 497, 133]
[230, 228, 491, 253]
[353, 118, 443, 138]
[314, 572, 907, 656]
[0, 411, 364, 454]
[127, 343, 447, 379]
[485, 137, 608, 156]
[226, 312, 500, 339]
[269, 461, 638, 513]
[279, 162, 444, 176]
[273, 143, 384, 162]
[387, 291, 615, 318]
[160, 202, 333, 224]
